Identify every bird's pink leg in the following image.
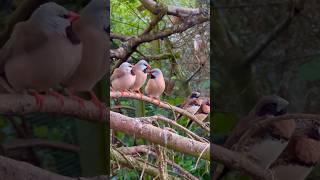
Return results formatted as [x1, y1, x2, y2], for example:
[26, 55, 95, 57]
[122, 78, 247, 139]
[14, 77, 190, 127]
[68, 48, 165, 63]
[119, 90, 126, 96]
[48, 91, 65, 106]
[65, 88, 85, 108]
[29, 90, 44, 110]
[89, 91, 106, 120]
[156, 98, 161, 106]
[151, 97, 161, 106]
[137, 90, 143, 99]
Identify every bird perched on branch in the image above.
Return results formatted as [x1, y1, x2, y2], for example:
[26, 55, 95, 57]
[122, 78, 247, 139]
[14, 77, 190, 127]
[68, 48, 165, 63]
[111, 62, 136, 93]
[0, 2, 80, 108]
[145, 68, 165, 104]
[213, 95, 295, 180]
[178, 91, 202, 116]
[130, 60, 151, 94]
[62, 0, 109, 109]
[186, 98, 210, 128]
[270, 120, 320, 180]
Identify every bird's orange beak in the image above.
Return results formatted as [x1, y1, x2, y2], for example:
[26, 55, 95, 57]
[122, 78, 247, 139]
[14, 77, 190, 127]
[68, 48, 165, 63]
[147, 65, 151, 69]
[66, 11, 80, 22]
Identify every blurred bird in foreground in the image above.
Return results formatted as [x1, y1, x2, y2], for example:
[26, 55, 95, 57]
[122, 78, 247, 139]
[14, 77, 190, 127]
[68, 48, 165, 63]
[213, 95, 295, 180]
[270, 120, 320, 180]
[0, 2, 80, 108]
[62, 0, 109, 110]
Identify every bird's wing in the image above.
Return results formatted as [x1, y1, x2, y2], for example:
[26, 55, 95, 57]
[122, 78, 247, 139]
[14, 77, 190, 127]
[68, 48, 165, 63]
[0, 21, 48, 73]
[111, 68, 126, 82]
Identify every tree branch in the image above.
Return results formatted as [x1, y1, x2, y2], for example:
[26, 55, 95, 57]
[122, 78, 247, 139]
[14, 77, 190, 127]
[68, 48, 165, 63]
[0, 155, 108, 180]
[110, 33, 133, 42]
[111, 148, 164, 177]
[211, 143, 273, 180]
[2, 138, 80, 153]
[110, 111, 209, 160]
[117, 145, 199, 180]
[186, 65, 203, 83]
[145, 115, 207, 143]
[0, 94, 105, 122]
[110, 91, 209, 132]
[110, 15, 208, 60]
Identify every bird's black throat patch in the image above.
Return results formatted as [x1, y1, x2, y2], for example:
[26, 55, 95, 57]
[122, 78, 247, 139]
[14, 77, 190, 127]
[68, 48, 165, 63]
[66, 25, 81, 45]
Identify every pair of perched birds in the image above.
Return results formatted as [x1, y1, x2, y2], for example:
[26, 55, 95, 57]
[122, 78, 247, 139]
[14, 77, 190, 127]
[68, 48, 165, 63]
[213, 95, 320, 180]
[111, 60, 166, 100]
[179, 91, 210, 128]
[0, 0, 108, 108]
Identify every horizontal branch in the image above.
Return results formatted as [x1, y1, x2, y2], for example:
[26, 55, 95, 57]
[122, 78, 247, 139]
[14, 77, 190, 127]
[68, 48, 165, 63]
[110, 91, 209, 132]
[0, 94, 105, 122]
[110, 111, 209, 160]
[0, 155, 108, 180]
[2, 139, 79, 153]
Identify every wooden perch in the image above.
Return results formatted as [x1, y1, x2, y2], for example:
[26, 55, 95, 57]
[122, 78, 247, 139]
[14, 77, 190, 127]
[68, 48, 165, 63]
[110, 91, 210, 132]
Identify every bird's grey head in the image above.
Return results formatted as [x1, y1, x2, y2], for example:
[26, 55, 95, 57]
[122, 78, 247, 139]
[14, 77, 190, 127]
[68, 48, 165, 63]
[190, 91, 201, 98]
[149, 68, 163, 79]
[81, 0, 109, 30]
[30, 2, 77, 37]
[250, 95, 289, 117]
[120, 62, 134, 73]
[135, 60, 151, 72]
